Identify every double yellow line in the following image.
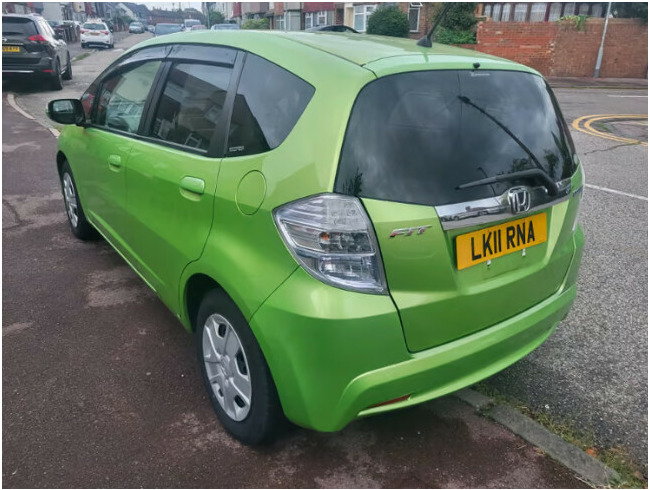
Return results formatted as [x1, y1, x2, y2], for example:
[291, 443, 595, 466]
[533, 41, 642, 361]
[572, 114, 648, 146]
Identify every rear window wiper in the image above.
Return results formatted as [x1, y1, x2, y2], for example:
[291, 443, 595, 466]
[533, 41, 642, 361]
[457, 95, 558, 196]
[457, 168, 559, 196]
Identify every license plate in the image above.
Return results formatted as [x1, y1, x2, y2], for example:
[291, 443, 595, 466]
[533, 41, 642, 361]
[456, 213, 547, 270]
[90, 32, 100, 35]
[2, 46, 20, 52]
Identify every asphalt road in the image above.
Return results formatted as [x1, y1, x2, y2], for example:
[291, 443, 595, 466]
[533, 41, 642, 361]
[1, 33, 647, 485]
[484, 88, 649, 462]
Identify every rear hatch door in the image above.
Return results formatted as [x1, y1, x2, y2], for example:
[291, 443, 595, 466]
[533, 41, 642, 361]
[335, 69, 581, 352]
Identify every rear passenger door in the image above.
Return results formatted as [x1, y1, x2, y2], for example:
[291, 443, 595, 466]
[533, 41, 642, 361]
[123, 46, 238, 310]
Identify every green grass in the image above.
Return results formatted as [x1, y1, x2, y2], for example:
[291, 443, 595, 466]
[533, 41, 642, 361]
[593, 122, 612, 133]
[73, 53, 91, 62]
[473, 383, 647, 489]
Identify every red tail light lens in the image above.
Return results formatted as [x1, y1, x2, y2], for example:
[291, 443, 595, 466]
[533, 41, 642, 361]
[28, 34, 48, 43]
[80, 29, 87, 34]
[101, 30, 109, 34]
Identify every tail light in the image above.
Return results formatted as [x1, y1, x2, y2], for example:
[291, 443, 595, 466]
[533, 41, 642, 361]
[80, 29, 87, 34]
[28, 34, 48, 43]
[274, 194, 387, 294]
[101, 30, 109, 34]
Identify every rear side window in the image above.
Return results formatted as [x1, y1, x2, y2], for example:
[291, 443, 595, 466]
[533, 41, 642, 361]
[95, 61, 161, 134]
[2, 18, 38, 37]
[151, 63, 233, 151]
[227, 53, 314, 157]
[335, 70, 576, 207]
[83, 23, 106, 30]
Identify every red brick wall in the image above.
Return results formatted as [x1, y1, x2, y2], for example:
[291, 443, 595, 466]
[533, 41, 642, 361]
[475, 18, 648, 79]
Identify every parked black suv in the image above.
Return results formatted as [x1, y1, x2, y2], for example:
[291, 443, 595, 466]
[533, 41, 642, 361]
[2, 14, 72, 90]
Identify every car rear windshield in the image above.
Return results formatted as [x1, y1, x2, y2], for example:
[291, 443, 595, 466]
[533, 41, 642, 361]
[335, 70, 576, 207]
[83, 23, 106, 30]
[2, 17, 38, 37]
[156, 24, 182, 34]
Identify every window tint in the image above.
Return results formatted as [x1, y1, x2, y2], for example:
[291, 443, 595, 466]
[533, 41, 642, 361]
[2, 18, 38, 36]
[335, 70, 576, 207]
[151, 63, 232, 151]
[227, 54, 314, 157]
[95, 61, 161, 134]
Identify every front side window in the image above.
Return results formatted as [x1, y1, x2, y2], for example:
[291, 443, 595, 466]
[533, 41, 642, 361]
[150, 63, 232, 151]
[336, 70, 576, 207]
[227, 54, 314, 157]
[95, 61, 161, 134]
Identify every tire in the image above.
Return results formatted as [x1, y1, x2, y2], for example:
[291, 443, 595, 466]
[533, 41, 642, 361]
[81, 42, 87, 49]
[62, 54, 72, 80]
[50, 59, 63, 90]
[60, 161, 98, 240]
[109, 43, 114, 49]
[196, 289, 283, 445]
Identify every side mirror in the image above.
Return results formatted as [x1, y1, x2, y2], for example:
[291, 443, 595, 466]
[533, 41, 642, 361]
[47, 99, 85, 125]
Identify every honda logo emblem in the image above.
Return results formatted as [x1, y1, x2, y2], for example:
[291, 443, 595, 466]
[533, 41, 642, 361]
[507, 187, 531, 214]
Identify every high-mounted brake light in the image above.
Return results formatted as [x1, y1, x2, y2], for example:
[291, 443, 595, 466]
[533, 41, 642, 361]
[28, 34, 48, 43]
[274, 194, 387, 294]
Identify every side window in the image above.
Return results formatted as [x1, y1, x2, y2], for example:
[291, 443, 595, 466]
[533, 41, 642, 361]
[80, 79, 99, 120]
[227, 54, 314, 157]
[150, 63, 232, 151]
[95, 61, 161, 134]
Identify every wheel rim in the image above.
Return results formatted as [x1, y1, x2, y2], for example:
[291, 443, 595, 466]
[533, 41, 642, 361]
[62, 173, 79, 228]
[202, 314, 252, 421]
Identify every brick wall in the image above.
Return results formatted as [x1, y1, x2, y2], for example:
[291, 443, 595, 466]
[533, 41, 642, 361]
[475, 18, 648, 79]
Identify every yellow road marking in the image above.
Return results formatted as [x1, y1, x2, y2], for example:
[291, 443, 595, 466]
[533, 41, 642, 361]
[572, 114, 648, 146]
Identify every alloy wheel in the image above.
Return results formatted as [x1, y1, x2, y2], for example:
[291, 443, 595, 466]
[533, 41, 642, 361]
[62, 173, 78, 228]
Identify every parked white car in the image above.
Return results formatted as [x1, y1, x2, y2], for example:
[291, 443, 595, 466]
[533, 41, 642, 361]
[80, 21, 114, 49]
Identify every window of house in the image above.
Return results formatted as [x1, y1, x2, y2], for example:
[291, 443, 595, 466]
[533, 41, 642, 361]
[548, 2, 563, 20]
[530, 3, 547, 21]
[305, 12, 312, 28]
[483, 4, 492, 18]
[150, 63, 232, 152]
[276, 14, 285, 30]
[563, 3, 575, 16]
[95, 61, 161, 134]
[513, 3, 528, 21]
[353, 4, 376, 32]
[492, 3, 502, 21]
[317, 10, 327, 25]
[409, 3, 422, 32]
[502, 3, 512, 21]
[578, 4, 590, 15]
[227, 54, 314, 157]
[591, 3, 602, 17]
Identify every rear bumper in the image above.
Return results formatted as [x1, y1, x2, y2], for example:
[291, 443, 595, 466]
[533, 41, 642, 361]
[81, 35, 111, 45]
[251, 228, 584, 432]
[3, 57, 55, 77]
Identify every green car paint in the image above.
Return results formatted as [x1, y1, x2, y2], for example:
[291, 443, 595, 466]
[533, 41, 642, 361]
[54, 30, 584, 433]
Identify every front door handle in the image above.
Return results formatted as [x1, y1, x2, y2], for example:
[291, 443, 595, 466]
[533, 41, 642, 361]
[107, 154, 122, 169]
[180, 176, 205, 196]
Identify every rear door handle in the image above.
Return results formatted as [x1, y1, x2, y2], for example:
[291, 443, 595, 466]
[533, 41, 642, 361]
[179, 176, 205, 196]
[107, 154, 122, 169]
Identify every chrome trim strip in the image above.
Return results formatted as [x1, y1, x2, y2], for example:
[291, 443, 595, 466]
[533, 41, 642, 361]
[436, 179, 572, 231]
[2, 69, 35, 73]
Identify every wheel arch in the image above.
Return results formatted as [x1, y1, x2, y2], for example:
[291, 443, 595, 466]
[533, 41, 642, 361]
[184, 273, 223, 332]
[56, 150, 67, 178]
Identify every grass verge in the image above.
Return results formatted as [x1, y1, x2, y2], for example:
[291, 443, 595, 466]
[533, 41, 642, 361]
[73, 53, 91, 62]
[473, 382, 647, 489]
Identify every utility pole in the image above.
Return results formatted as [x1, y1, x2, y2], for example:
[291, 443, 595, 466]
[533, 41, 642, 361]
[594, 2, 612, 78]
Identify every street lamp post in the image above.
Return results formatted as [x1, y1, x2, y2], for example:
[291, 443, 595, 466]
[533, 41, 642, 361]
[594, 2, 612, 78]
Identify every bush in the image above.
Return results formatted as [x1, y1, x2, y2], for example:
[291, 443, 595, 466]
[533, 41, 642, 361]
[209, 10, 225, 25]
[439, 2, 478, 31]
[367, 5, 409, 38]
[434, 27, 476, 44]
[241, 18, 269, 30]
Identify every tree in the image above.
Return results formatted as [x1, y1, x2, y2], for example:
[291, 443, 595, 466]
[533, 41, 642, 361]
[209, 10, 225, 26]
[241, 18, 269, 30]
[366, 5, 409, 38]
[430, 3, 478, 44]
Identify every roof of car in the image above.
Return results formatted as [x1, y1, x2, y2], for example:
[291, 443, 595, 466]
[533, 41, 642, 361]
[131, 30, 537, 78]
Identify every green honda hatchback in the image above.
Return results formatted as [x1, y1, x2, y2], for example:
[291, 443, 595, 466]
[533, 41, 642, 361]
[48, 30, 584, 445]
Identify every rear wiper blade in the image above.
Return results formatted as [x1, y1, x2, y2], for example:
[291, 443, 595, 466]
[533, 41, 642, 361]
[457, 169, 559, 196]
